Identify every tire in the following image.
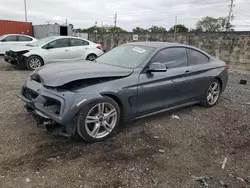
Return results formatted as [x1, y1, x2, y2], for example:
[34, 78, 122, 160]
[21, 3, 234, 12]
[86, 54, 97, 61]
[26, 56, 44, 70]
[201, 79, 222, 108]
[76, 97, 120, 142]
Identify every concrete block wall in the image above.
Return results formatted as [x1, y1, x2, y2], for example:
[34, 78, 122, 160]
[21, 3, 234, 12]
[89, 32, 250, 70]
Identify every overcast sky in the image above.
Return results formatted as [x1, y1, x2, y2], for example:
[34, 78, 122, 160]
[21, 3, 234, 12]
[0, 0, 250, 31]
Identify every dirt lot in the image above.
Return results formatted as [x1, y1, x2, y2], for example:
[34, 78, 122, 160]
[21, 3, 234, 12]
[0, 57, 249, 188]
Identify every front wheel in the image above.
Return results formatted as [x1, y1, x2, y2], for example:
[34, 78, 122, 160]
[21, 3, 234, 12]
[86, 54, 97, 61]
[201, 79, 221, 107]
[76, 97, 120, 142]
[26, 56, 44, 70]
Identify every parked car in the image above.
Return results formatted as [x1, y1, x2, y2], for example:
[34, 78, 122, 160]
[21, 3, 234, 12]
[0, 34, 37, 55]
[19, 42, 228, 142]
[4, 36, 104, 70]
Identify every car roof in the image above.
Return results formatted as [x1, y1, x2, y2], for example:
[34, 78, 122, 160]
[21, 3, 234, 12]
[125, 41, 197, 49]
[50, 36, 90, 40]
[3, 34, 34, 38]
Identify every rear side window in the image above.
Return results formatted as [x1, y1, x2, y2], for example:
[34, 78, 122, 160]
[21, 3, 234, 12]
[151, 47, 187, 69]
[70, 39, 89, 46]
[187, 49, 209, 66]
[3, 36, 17, 42]
[18, 36, 32, 41]
[48, 38, 69, 48]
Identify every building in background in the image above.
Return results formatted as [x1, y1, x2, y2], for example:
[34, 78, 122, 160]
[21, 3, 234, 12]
[0, 20, 33, 36]
[33, 24, 73, 39]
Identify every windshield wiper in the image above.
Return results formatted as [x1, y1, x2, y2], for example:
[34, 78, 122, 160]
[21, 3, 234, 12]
[26, 44, 34, 47]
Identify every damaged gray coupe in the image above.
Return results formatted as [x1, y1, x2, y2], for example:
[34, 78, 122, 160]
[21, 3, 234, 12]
[19, 42, 228, 142]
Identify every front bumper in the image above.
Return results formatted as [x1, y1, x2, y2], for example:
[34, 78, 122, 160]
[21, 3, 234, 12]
[19, 79, 100, 136]
[4, 51, 26, 67]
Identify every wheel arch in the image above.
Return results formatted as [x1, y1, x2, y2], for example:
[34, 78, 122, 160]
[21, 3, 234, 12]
[26, 54, 45, 65]
[101, 93, 124, 122]
[86, 53, 97, 60]
[215, 77, 223, 89]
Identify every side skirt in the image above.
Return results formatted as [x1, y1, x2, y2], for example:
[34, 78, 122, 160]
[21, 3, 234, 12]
[134, 101, 199, 120]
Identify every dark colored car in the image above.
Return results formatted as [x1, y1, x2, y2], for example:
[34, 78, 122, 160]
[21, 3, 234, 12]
[19, 42, 228, 142]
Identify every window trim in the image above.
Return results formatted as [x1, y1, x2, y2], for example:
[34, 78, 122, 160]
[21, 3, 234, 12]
[3, 35, 18, 42]
[69, 38, 89, 47]
[142, 46, 188, 73]
[17, 36, 32, 42]
[186, 47, 210, 66]
[43, 38, 70, 49]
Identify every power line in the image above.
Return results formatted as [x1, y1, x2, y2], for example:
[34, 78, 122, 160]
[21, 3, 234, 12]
[226, 0, 235, 31]
[24, 0, 27, 22]
[114, 12, 117, 27]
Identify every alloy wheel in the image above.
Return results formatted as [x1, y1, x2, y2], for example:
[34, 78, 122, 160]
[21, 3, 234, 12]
[88, 55, 96, 61]
[207, 82, 220, 105]
[85, 102, 118, 139]
[29, 58, 42, 69]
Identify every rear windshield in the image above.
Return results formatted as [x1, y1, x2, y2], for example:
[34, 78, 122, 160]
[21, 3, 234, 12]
[97, 45, 155, 69]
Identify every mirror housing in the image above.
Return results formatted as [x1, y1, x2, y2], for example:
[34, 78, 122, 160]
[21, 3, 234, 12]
[147, 62, 167, 73]
[1, 39, 6, 42]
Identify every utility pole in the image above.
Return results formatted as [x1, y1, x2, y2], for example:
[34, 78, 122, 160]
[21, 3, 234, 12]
[226, 0, 235, 31]
[114, 13, 117, 27]
[174, 16, 177, 42]
[24, 0, 27, 22]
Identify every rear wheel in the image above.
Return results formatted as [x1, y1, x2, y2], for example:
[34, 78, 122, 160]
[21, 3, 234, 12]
[76, 97, 120, 142]
[201, 79, 221, 107]
[86, 54, 97, 61]
[26, 56, 44, 70]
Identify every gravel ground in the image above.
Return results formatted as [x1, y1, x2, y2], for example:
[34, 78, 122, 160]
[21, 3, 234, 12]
[0, 57, 249, 188]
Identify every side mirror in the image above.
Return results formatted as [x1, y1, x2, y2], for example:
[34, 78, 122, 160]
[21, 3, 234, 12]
[147, 62, 167, 72]
[1, 39, 6, 42]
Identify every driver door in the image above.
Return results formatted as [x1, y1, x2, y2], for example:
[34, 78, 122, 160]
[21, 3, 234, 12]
[137, 47, 193, 115]
[43, 38, 74, 63]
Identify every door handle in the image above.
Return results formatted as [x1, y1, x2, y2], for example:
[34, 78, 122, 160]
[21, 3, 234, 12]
[65, 49, 70, 52]
[185, 70, 191, 74]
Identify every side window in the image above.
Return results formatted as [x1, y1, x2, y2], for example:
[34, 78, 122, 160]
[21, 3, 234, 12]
[70, 39, 89, 46]
[48, 39, 69, 49]
[152, 48, 187, 69]
[18, 36, 32, 41]
[3, 36, 17, 42]
[187, 48, 209, 66]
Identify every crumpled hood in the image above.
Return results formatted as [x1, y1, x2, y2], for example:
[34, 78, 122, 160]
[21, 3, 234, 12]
[32, 61, 133, 87]
[10, 46, 39, 52]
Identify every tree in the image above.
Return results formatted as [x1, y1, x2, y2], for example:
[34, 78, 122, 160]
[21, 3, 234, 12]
[132, 27, 148, 33]
[196, 16, 234, 32]
[108, 26, 127, 33]
[169, 24, 189, 32]
[149, 25, 167, 33]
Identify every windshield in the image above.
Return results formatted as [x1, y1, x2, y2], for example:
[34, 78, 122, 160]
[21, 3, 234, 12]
[30, 37, 56, 47]
[0, 35, 7, 40]
[97, 45, 155, 68]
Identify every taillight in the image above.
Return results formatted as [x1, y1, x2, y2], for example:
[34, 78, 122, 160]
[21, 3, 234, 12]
[97, 45, 102, 50]
[225, 65, 229, 71]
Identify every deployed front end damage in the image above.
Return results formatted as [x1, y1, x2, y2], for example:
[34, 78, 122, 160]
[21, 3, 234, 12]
[19, 61, 133, 137]
[20, 81, 78, 137]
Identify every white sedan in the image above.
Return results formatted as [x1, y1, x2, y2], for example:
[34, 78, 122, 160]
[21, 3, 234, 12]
[0, 34, 37, 54]
[4, 36, 104, 70]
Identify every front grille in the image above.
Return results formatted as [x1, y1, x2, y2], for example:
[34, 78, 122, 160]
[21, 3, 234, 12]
[22, 87, 39, 101]
[9, 51, 17, 57]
